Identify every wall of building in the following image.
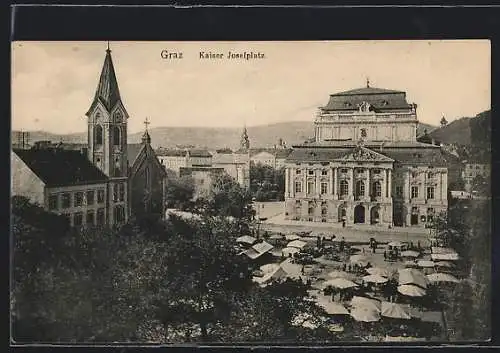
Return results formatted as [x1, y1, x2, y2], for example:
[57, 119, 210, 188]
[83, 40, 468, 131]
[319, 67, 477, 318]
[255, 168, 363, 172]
[44, 182, 109, 227]
[11, 152, 46, 206]
[129, 160, 165, 219]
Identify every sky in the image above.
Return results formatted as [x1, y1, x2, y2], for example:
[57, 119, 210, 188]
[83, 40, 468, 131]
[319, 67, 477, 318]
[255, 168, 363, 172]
[11, 40, 490, 134]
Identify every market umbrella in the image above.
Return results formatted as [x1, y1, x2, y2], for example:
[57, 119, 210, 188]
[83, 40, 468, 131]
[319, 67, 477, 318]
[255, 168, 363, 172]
[397, 284, 427, 297]
[285, 234, 300, 241]
[381, 301, 412, 320]
[363, 274, 389, 284]
[426, 273, 460, 284]
[350, 254, 370, 266]
[366, 267, 394, 278]
[350, 296, 382, 312]
[236, 235, 257, 245]
[322, 278, 359, 289]
[282, 247, 300, 256]
[350, 307, 381, 322]
[388, 241, 404, 248]
[316, 299, 350, 315]
[417, 260, 435, 268]
[398, 268, 429, 289]
[287, 240, 308, 249]
[434, 261, 455, 268]
[400, 250, 420, 258]
[260, 263, 280, 274]
[269, 234, 283, 240]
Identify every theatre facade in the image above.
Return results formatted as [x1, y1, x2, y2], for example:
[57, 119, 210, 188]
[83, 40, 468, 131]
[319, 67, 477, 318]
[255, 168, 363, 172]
[284, 85, 450, 228]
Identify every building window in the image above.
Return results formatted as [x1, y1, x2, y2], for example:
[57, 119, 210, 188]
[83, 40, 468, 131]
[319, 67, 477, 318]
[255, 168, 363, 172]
[373, 181, 382, 197]
[412, 172, 418, 178]
[114, 166, 122, 177]
[308, 202, 314, 215]
[395, 186, 403, 197]
[307, 180, 315, 194]
[427, 187, 435, 199]
[97, 208, 105, 225]
[97, 189, 105, 203]
[114, 205, 125, 223]
[48, 195, 58, 210]
[357, 168, 365, 174]
[427, 172, 433, 179]
[411, 206, 419, 214]
[321, 170, 328, 176]
[356, 180, 365, 197]
[295, 181, 302, 193]
[411, 186, 419, 198]
[119, 183, 126, 202]
[340, 180, 349, 196]
[360, 128, 367, 138]
[320, 182, 328, 195]
[86, 191, 95, 205]
[95, 125, 103, 145]
[113, 184, 119, 202]
[73, 212, 83, 227]
[86, 211, 95, 226]
[373, 169, 380, 174]
[74, 192, 83, 207]
[308, 170, 314, 176]
[113, 126, 121, 146]
[62, 193, 71, 208]
[296, 169, 301, 175]
[341, 168, 348, 174]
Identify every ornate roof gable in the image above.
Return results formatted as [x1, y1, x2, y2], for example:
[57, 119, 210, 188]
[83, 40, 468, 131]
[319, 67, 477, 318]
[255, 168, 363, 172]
[338, 146, 394, 162]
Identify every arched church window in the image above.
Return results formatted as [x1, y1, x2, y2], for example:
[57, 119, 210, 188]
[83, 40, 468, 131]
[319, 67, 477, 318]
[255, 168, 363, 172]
[145, 167, 150, 189]
[95, 125, 103, 145]
[113, 126, 121, 146]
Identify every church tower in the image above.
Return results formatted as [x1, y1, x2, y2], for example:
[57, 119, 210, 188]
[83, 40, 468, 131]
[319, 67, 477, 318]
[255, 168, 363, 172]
[85, 43, 129, 225]
[240, 125, 250, 151]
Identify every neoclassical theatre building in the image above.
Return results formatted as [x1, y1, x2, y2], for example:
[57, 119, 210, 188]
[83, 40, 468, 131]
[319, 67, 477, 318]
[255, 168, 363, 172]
[284, 84, 450, 228]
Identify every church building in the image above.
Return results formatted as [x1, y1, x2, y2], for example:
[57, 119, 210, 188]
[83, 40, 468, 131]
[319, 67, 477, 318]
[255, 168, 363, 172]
[11, 45, 167, 227]
[284, 82, 450, 228]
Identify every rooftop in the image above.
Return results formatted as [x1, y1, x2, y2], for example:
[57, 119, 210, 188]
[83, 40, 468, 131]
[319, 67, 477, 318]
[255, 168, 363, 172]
[13, 147, 108, 187]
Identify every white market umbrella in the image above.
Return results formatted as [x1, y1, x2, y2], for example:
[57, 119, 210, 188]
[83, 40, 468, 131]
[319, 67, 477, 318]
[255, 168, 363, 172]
[317, 300, 350, 315]
[287, 240, 308, 249]
[381, 301, 412, 320]
[366, 267, 394, 278]
[260, 263, 280, 274]
[350, 307, 381, 322]
[431, 253, 460, 261]
[350, 296, 381, 312]
[434, 261, 455, 268]
[398, 268, 429, 289]
[363, 274, 389, 284]
[322, 278, 359, 290]
[401, 250, 420, 258]
[417, 260, 435, 268]
[397, 284, 427, 297]
[388, 241, 404, 248]
[403, 260, 418, 268]
[236, 235, 257, 245]
[285, 234, 300, 241]
[426, 273, 460, 284]
[282, 247, 300, 256]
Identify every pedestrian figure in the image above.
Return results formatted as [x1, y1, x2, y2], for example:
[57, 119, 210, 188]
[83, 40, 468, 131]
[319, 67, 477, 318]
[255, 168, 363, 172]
[383, 250, 387, 260]
[342, 263, 347, 271]
[301, 265, 305, 275]
[417, 240, 421, 250]
[342, 220, 346, 228]
[362, 247, 365, 254]
[347, 264, 351, 272]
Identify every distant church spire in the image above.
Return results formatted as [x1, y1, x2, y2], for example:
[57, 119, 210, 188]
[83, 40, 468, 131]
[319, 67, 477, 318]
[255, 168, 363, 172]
[366, 77, 370, 88]
[142, 117, 151, 145]
[240, 125, 250, 150]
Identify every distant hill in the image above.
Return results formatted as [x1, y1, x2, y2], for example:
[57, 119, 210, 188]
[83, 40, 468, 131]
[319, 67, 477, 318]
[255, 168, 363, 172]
[428, 110, 491, 146]
[12, 120, 437, 150]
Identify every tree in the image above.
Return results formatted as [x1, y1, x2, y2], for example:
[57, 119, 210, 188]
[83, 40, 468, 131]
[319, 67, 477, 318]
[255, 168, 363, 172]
[165, 174, 195, 210]
[208, 173, 254, 223]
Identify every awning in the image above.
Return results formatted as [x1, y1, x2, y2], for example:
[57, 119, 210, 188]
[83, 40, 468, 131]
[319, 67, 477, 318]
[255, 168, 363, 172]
[287, 240, 308, 249]
[252, 241, 274, 254]
[431, 247, 457, 254]
[350, 254, 370, 266]
[350, 307, 381, 322]
[431, 253, 460, 261]
[282, 247, 300, 256]
[400, 250, 420, 258]
[260, 263, 280, 274]
[316, 300, 350, 315]
[387, 241, 406, 248]
[321, 278, 358, 289]
[397, 284, 427, 297]
[328, 270, 355, 280]
[381, 301, 412, 320]
[363, 274, 389, 284]
[417, 260, 435, 268]
[426, 272, 460, 283]
[350, 296, 381, 312]
[285, 234, 300, 241]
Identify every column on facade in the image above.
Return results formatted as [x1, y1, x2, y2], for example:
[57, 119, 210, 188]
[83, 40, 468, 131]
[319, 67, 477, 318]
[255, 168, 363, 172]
[366, 168, 371, 200]
[303, 168, 307, 197]
[381, 168, 387, 201]
[285, 168, 290, 197]
[388, 169, 392, 199]
[403, 169, 410, 201]
[349, 167, 354, 200]
[315, 170, 321, 196]
[441, 170, 447, 200]
[290, 167, 295, 197]
[333, 167, 338, 199]
[329, 167, 334, 196]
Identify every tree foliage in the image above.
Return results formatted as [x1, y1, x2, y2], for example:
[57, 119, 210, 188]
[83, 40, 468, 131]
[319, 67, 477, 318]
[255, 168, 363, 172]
[250, 163, 285, 201]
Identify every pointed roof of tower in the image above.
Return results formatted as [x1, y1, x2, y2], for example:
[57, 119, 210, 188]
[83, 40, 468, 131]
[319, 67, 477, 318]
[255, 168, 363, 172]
[86, 45, 122, 116]
[142, 117, 151, 145]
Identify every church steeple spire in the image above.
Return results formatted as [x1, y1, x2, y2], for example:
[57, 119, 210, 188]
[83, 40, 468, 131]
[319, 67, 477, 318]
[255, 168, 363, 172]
[86, 43, 122, 116]
[142, 117, 151, 145]
[240, 125, 250, 150]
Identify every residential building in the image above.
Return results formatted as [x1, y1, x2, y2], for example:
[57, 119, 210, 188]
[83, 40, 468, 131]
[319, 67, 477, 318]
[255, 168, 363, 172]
[156, 149, 213, 174]
[179, 166, 225, 199]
